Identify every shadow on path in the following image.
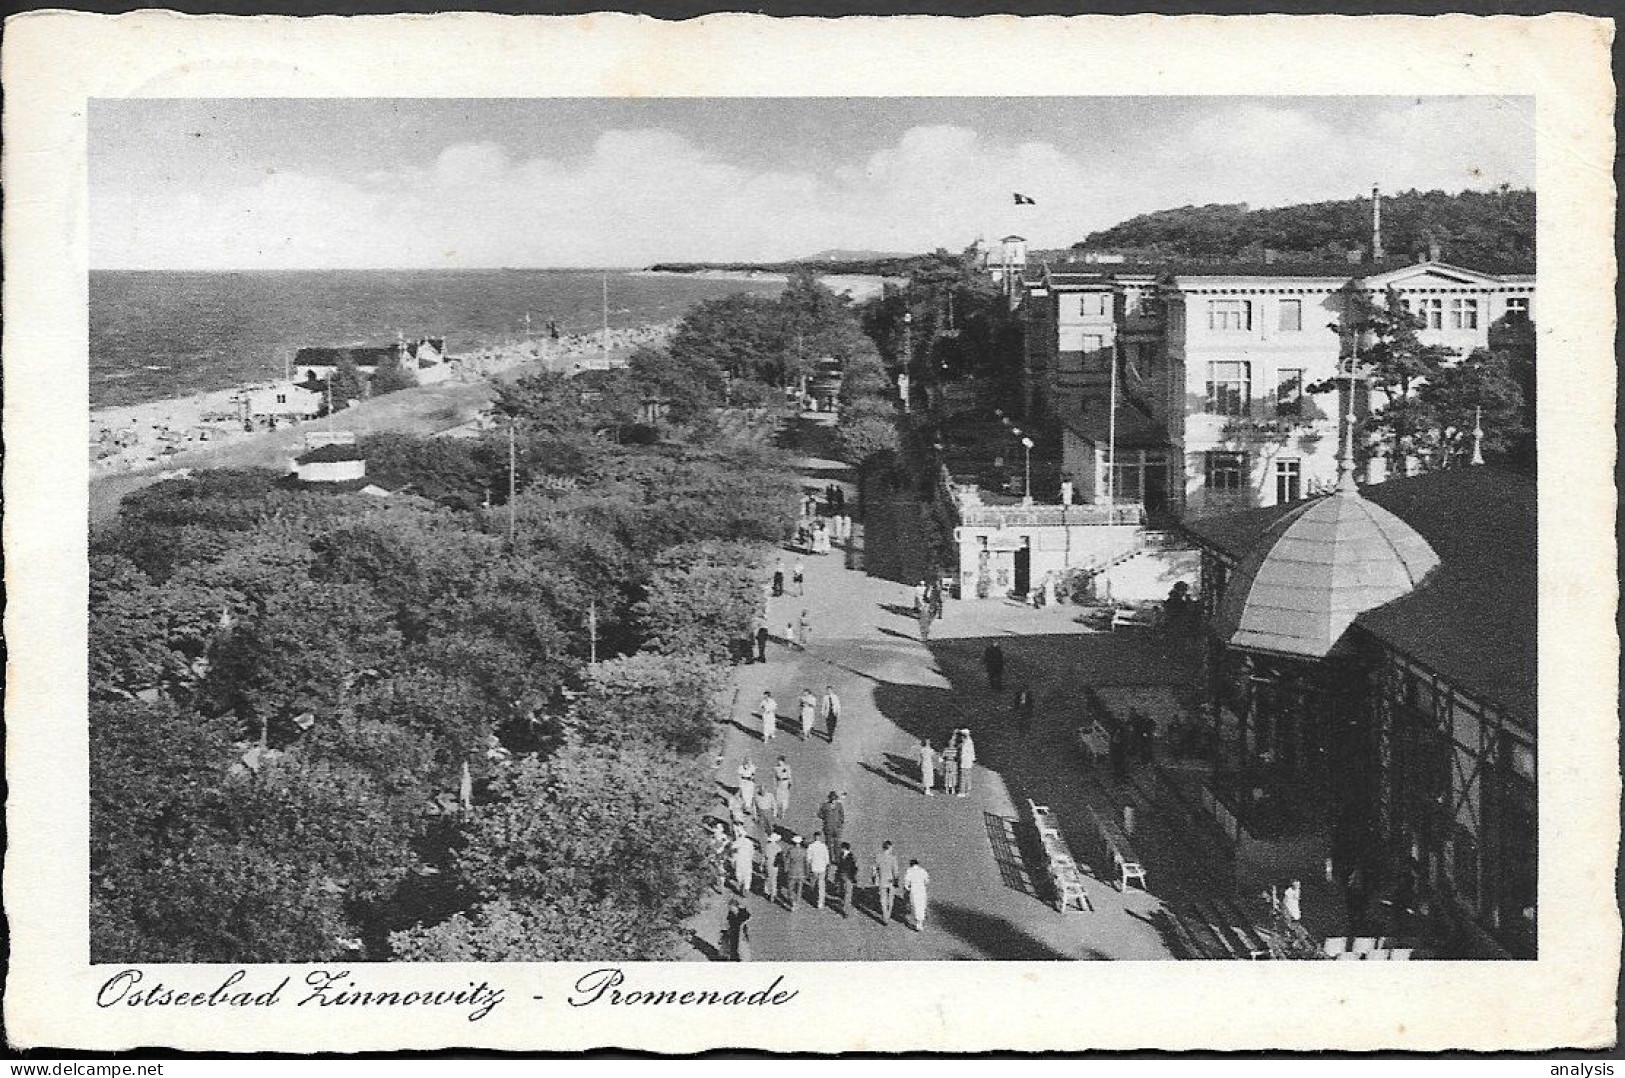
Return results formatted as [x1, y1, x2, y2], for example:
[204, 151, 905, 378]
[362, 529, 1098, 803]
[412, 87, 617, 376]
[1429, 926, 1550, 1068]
[932, 901, 1108, 961]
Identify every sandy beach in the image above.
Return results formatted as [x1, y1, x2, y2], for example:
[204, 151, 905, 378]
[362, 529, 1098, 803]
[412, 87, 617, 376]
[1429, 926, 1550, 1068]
[90, 322, 675, 480]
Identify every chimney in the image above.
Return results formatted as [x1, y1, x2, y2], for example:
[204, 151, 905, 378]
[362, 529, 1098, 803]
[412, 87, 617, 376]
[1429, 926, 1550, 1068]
[1347, 245, 1365, 264]
[1371, 184, 1384, 262]
[1263, 247, 1278, 265]
[1427, 236, 1442, 262]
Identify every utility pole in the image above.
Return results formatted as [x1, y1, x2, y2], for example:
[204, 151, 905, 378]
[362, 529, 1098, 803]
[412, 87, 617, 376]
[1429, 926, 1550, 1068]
[507, 419, 517, 546]
[588, 599, 598, 664]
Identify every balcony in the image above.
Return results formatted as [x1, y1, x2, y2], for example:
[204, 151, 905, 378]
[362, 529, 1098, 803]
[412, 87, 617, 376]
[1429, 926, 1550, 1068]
[956, 500, 1145, 528]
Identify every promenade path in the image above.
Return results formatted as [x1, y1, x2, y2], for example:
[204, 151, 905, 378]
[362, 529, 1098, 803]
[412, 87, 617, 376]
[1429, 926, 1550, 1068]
[690, 455, 1231, 961]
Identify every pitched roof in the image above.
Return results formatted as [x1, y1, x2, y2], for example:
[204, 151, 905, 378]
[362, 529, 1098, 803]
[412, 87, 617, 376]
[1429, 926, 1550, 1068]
[294, 346, 398, 367]
[1064, 399, 1169, 449]
[1210, 485, 1440, 659]
[1186, 467, 1536, 723]
[296, 443, 367, 464]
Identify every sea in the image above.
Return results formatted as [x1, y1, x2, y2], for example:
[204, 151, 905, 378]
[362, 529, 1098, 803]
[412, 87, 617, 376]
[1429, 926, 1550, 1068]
[89, 269, 788, 409]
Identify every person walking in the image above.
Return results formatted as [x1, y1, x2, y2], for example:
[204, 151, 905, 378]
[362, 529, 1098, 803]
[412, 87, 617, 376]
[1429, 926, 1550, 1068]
[793, 559, 806, 597]
[817, 790, 846, 851]
[821, 685, 842, 742]
[957, 729, 977, 796]
[724, 898, 752, 961]
[761, 832, 783, 905]
[943, 731, 960, 797]
[913, 580, 928, 614]
[737, 757, 758, 815]
[731, 831, 755, 896]
[773, 756, 792, 819]
[798, 609, 812, 649]
[917, 604, 933, 643]
[904, 859, 931, 931]
[807, 831, 831, 910]
[755, 621, 770, 663]
[918, 739, 937, 796]
[835, 842, 860, 918]
[759, 690, 778, 742]
[783, 834, 809, 911]
[874, 840, 901, 926]
[753, 782, 776, 829]
[798, 688, 817, 740]
[983, 641, 1005, 692]
[1013, 686, 1035, 734]
[1282, 879, 1303, 924]
[772, 562, 785, 598]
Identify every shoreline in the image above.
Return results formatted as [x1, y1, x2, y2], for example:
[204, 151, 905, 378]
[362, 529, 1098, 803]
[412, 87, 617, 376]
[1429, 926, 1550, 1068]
[90, 322, 675, 480]
[632, 269, 895, 303]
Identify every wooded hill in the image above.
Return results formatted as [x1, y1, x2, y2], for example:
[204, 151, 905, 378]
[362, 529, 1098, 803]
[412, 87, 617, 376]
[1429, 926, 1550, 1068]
[1076, 188, 1535, 271]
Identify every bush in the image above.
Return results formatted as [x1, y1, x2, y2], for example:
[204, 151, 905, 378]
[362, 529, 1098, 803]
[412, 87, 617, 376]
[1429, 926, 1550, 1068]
[569, 653, 725, 755]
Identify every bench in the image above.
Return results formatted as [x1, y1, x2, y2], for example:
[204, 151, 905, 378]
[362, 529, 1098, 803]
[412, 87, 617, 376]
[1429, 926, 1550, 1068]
[1086, 805, 1148, 892]
[1110, 606, 1159, 632]
[1025, 799, 1093, 913]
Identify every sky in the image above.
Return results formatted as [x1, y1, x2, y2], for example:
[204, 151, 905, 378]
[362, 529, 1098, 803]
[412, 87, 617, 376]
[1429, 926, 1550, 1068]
[89, 97, 1534, 270]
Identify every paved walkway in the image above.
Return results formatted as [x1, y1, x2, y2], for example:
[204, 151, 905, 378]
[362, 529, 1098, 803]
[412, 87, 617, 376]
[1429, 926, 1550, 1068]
[691, 515, 1200, 960]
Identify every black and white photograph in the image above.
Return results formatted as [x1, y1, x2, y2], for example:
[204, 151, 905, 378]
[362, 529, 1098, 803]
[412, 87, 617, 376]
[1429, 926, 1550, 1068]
[4, 11, 1616, 1053]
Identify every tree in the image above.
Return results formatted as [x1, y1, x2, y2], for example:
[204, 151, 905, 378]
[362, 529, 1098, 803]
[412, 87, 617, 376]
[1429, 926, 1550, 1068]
[569, 653, 725, 755]
[1313, 285, 1457, 475]
[835, 415, 901, 469]
[668, 293, 788, 384]
[1414, 347, 1527, 469]
[493, 371, 594, 437]
[423, 738, 713, 960]
[635, 563, 761, 663]
[370, 351, 417, 395]
[628, 345, 725, 424]
[328, 356, 368, 410]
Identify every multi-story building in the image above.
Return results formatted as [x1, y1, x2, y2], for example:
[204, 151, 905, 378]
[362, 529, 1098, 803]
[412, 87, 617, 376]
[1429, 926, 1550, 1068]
[1020, 257, 1535, 519]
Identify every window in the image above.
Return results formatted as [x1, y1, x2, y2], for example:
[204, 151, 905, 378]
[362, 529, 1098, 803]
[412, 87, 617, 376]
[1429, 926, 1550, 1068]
[1415, 296, 1443, 330]
[1278, 298, 1303, 332]
[1206, 361, 1251, 416]
[1505, 296, 1531, 321]
[1275, 458, 1302, 504]
[1275, 368, 1305, 418]
[1078, 293, 1108, 317]
[1450, 297, 1479, 330]
[1205, 452, 1245, 493]
[1208, 299, 1252, 331]
[275, 394, 287, 404]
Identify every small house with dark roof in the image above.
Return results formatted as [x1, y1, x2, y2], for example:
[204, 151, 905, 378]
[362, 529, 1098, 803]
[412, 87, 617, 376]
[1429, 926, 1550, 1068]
[1183, 465, 1536, 958]
[295, 337, 452, 387]
[292, 430, 367, 484]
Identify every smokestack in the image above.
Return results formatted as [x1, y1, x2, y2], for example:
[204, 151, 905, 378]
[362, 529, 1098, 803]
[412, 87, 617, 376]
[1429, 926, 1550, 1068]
[1371, 184, 1384, 262]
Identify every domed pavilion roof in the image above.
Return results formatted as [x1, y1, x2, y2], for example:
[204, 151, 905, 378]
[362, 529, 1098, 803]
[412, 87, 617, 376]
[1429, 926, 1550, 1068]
[1212, 480, 1441, 660]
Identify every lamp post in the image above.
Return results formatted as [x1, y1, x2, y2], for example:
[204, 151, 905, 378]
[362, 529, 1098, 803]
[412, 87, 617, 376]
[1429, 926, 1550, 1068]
[1021, 436, 1034, 506]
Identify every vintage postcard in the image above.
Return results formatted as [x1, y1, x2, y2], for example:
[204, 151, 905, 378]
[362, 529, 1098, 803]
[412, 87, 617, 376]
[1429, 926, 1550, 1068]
[3, 11, 1617, 1053]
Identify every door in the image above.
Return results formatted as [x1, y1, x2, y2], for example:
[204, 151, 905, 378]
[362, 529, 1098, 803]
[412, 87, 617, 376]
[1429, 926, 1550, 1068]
[1144, 461, 1169, 514]
[1014, 538, 1031, 596]
[1275, 459, 1302, 505]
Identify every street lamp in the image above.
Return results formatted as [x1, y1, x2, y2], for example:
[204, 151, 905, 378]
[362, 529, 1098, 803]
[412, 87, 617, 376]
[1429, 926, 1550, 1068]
[1021, 436, 1034, 505]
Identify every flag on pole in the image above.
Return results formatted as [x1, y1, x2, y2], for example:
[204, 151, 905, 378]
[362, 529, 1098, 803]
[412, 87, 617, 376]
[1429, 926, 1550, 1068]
[1013, 192, 1036, 205]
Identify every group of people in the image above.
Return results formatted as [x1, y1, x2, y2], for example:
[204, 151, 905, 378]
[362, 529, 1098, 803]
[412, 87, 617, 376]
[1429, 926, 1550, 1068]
[916, 729, 977, 797]
[756, 686, 841, 742]
[713, 797, 935, 948]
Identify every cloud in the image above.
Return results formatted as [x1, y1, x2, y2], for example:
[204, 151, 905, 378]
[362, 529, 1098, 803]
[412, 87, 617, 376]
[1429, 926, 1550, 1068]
[91, 102, 1533, 270]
